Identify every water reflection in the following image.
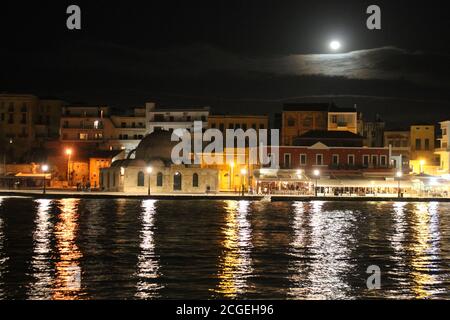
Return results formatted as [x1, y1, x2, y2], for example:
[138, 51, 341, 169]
[391, 202, 407, 256]
[294, 201, 356, 299]
[410, 202, 442, 298]
[215, 200, 253, 298]
[135, 200, 162, 299]
[0, 197, 6, 299]
[288, 202, 310, 298]
[28, 199, 54, 299]
[53, 199, 83, 300]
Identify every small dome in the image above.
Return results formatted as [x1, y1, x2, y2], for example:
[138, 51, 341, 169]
[135, 130, 179, 163]
[110, 159, 147, 168]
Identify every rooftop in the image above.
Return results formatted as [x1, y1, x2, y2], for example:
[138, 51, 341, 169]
[298, 130, 364, 139]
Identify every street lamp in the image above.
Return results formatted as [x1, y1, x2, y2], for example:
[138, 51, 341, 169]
[240, 168, 247, 196]
[229, 161, 235, 191]
[419, 159, 425, 174]
[396, 171, 403, 198]
[146, 166, 153, 196]
[42, 164, 49, 194]
[65, 148, 73, 186]
[313, 169, 320, 197]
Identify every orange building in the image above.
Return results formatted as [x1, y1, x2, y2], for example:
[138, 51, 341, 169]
[208, 114, 268, 133]
[281, 103, 329, 145]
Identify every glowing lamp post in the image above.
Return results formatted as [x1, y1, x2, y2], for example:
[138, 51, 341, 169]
[65, 148, 73, 186]
[240, 168, 247, 197]
[313, 169, 320, 197]
[419, 160, 425, 174]
[146, 166, 153, 196]
[229, 161, 235, 191]
[396, 171, 403, 198]
[42, 164, 49, 194]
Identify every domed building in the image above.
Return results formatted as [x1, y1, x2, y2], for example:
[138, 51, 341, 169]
[100, 130, 218, 194]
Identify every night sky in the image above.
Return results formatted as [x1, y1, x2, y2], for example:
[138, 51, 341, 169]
[1, 0, 449, 126]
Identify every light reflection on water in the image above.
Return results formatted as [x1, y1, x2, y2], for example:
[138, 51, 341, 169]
[0, 197, 6, 299]
[28, 199, 53, 299]
[52, 199, 83, 300]
[135, 200, 163, 299]
[410, 202, 443, 298]
[215, 200, 253, 298]
[289, 201, 357, 299]
[0, 198, 448, 299]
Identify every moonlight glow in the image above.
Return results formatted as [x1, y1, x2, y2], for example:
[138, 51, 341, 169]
[329, 40, 341, 51]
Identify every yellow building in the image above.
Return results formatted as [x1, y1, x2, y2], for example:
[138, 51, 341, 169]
[206, 115, 268, 192]
[200, 147, 260, 193]
[410, 125, 435, 161]
[327, 106, 358, 134]
[208, 114, 268, 133]
[409, 124, 439, 174]
[282, 103, 329, 145]
[435, 120, 450, 175]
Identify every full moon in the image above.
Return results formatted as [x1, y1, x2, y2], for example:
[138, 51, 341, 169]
[329, 40, 341, 51]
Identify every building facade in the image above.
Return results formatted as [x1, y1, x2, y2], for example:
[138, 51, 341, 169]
[281, 103, 329, 145]
[147, 103, 210, 134]
[208, 114, 268, 133]
[0, 94, 64, 162]
[101, 130, 218, 194]
[278, 144, 391, 175]
[384, 130, 411, 170]
[409, 124, 439, 174]
[60, 105, 111, 149]
[362, 120, 386, 147]
[327, 106, 358, 134]
[436, 120, 450, 175]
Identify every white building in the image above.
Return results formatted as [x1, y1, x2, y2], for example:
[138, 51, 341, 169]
[147, 103, 210, 134]
[60, 102, 210, 157]
[436, 120, 450, 175]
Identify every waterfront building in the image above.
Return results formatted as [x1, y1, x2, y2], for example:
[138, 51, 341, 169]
[60, 104, 111, 149]
[293, 130, 365, 147]
[208, 114, 268, 133]
[254, 129, 393, 195]
[147, 103, 210, 134]
[361, 117, 386, 147]
[327, 105, 358, 134]
[384, 129, 411, 170]
[0, 93, 64, 162]
[100, 130, 218, 194]
[278, 144, 391, 175]
[436, 120, 450, 175]
[281, 103, 329, 145]
[107, 104, 151, 154]
[200, 147, 260, 193]
[409, 124, 440, 174]
[45, 142, 124, 188]
[60, 103, 153, 155]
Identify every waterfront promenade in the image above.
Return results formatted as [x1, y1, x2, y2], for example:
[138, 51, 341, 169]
[1, 189, 449, 202]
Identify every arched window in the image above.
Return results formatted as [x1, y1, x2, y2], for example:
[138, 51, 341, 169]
[157, 172, 163, 187]
[173, 172, 182, 191]
[193, 173, 199, 187]
[137, 171, 145, 187]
